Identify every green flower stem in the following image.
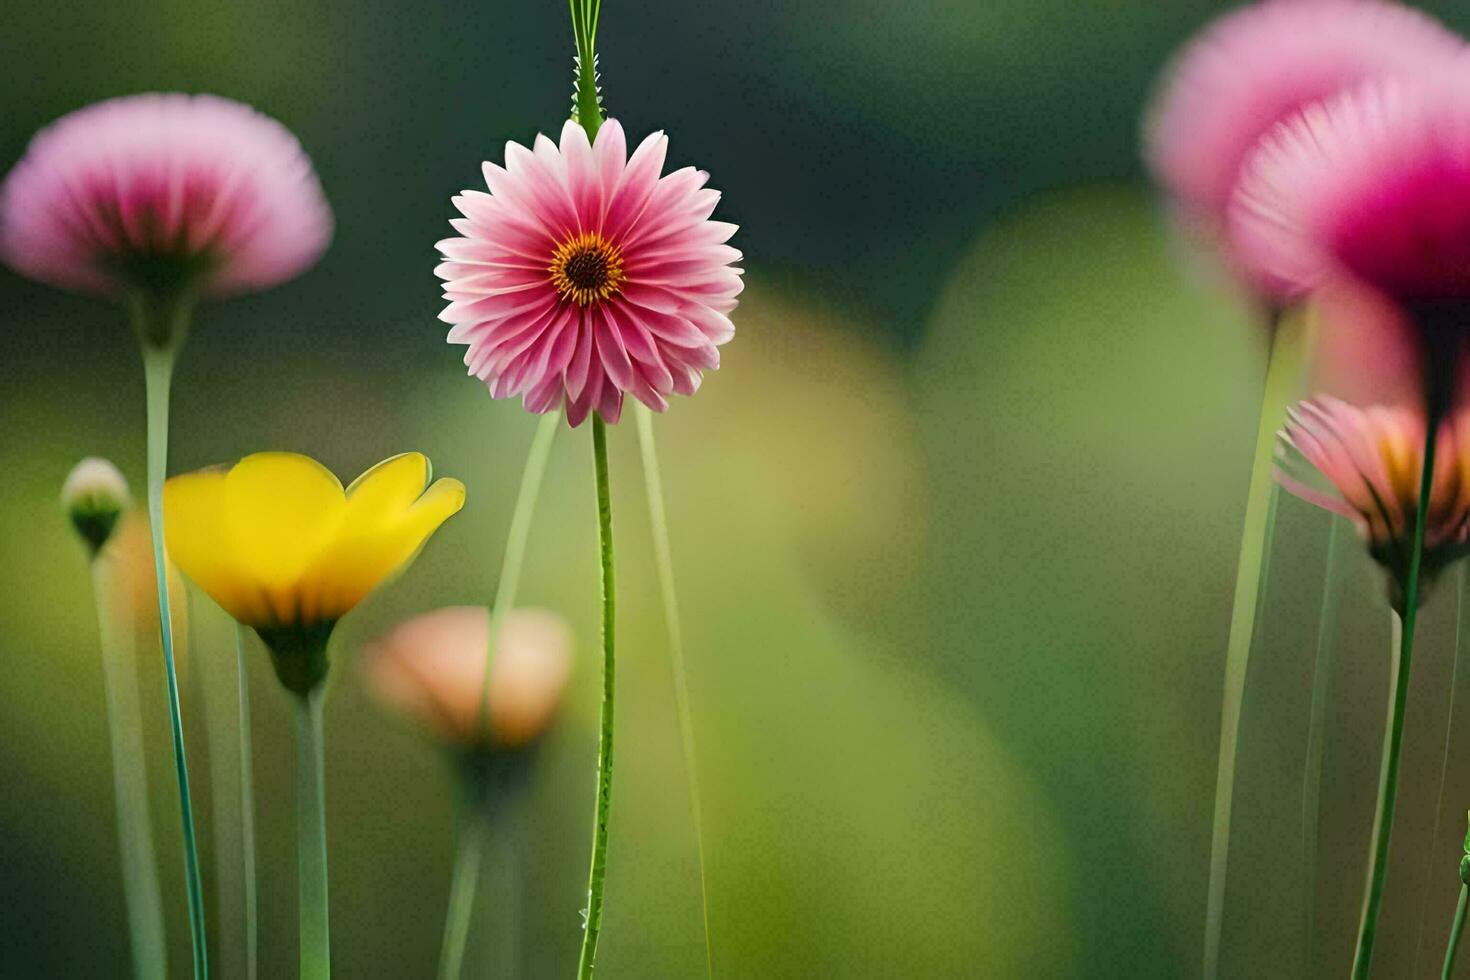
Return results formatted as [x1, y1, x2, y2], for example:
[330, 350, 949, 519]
[1203, 316, 1304, 980]
[1352, 409, 1441, 978]
[438, 793, 489, 980]
[1415, 566, 1470, 975]
[570, 0, 603, 139]
[1444, 885, 1469, 980]
[492, 819, 524, 978]
[203, 622, 260, 979]
[635, 403, 714, 976]
[294, 687, 331, 980]
[578, 415, 617, 979]
[477, 410, 561, 741]
[141, 342, 209, 979]
[1300, 516, 1348, 970]
[90, 559, 168, 979]
[236, 624, 260, 980]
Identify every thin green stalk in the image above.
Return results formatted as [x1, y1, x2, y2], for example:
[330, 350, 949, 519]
[571, 0, 603, 140]
[477, 410, 561, 741]
[1352, 411, 1441, 978]
[204, 620, 246, 975]
[142, 343, 209, 978]
[294, 688, 330, 980]
[438, 794, 489, 980]
[635, 403, 714, 976]
[1444, 885, 1469, 980]
[91, 559, 168, 979]
[497, 817, 523, 979]
[1202, 318, 1303, 980]
[1415, 566, 1470, 975]
[578, 415, 617, 979]
[1300, 516, 1348, 971]
[236, 625, 259, 980]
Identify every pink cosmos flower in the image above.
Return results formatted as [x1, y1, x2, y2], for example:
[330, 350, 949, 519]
[1232, 72, 1470, 304]
[436, 119, 742, 426]
[1278, 396, 1470, 605]
[0, 93, 332, 299]
[1145, 0, 1462, 295]
[362, 606, 573, 751]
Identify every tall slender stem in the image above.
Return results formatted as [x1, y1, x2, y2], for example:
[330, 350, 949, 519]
[236, 625, 259, 980]
[578, 415, 617, 978]
[571, 0, 603, 139]
[635, 403, 714, 976]
[1444, 885, 1469, 980]
[142, 343, 209, 978]
[91, 559, 168, 979]
[438, 793, 489, 980]
[1300, 517, 1348, 970]
[1203, 317, 1303, 979]
[1416, 566, 1469, 974]
[294, 688, 330, 980]
[1352, 410, 1441, 978]
[478, 410, 561, 740]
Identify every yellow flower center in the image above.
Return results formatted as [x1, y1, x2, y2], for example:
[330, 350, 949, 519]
[549, 232, 624, 307]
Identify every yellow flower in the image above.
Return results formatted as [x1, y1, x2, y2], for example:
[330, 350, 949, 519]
[164, 451, 465, 691]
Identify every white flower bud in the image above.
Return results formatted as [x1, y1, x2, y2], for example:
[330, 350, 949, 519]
[62, 457, 131, 554]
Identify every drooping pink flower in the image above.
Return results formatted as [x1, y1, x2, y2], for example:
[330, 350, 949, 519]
[362, 606, 573, 751]
[1145, 0, 1462, 294]
[1278, 396, 1470, 605]
[1232, 72, 1470, 304]
[436, 119, 742, 427]
[0, 93, 332, 299]
[1307, 279, 1424, 410]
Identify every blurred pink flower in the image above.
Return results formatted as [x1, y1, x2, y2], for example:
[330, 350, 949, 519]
[1278, 396, 1470, 604]
[362, 606, 573, 751]
[1307, 279, 1424, 410]
[1232, 72, 1470, 304]
[1145, 0, 1461, 295]
[0, 93, 332, 299]
[436, 118, 742, 427]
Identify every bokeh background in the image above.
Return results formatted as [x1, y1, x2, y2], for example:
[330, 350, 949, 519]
[6, 1, 1470, 976]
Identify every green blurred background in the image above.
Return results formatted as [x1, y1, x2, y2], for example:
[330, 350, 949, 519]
[7, 2, 1470, 976]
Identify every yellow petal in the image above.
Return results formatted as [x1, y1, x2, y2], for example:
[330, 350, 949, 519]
[343, 453, 431, 528]
[309, 477, 467, 621]
[164, 468, 264, 625]
[224, 452, 346, 623]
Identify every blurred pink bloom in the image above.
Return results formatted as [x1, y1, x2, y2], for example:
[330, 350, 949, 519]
[0, 93, 332, 299]
[1278, 396, 1470, 603]
[1145, 0, 1461, 295]
[362, 606, 573, 751]
[1233, 72, 1470, 303]
[1146, 0, 1461, 222]
[1307, 279, 1423, 410]
[436, 118, 742, 427]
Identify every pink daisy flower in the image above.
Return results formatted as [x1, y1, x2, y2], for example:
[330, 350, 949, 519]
[0, 93, 332, 300]
[436, 118, 742, 427]
[1233, 72, 1470, 305]
[1278, 396, 1470, 606]
[1145, 0, 1462, 294]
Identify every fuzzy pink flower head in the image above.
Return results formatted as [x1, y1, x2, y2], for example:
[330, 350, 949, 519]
[436, 118, 743, 427]
[1146, 0, 1462, 242]
[362, 606, 573, 751]
[0, 93, 332, 300]
[1278, 396, 1470, 606]
[1233, 71, 1470, 303]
